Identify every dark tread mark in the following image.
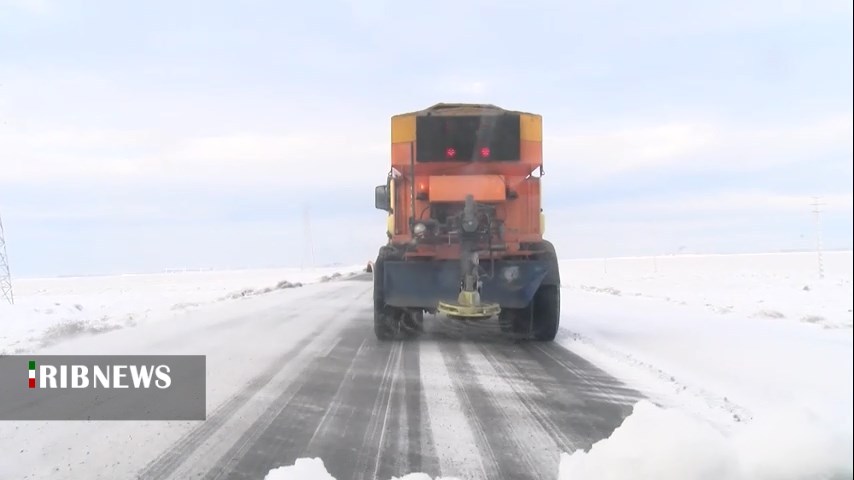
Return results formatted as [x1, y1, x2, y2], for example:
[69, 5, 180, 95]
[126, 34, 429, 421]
[373, 341, 440, 480]
[350, 342, 403, 479]
[203, 326, 368, 480]
[137, 324, 324, 480]
[146, 285, 347, 351]
[520, 343, 643, 451]
[139, 288, 370, 480]
[438, 341, 527, 480]
[476, 343, 577, 453]
[532, 343, 644, 403]
[404, 340, 438, 475]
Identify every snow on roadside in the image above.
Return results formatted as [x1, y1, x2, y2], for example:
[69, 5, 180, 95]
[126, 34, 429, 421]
[561, 251, 853, 329]
[558, 400, 853, 480]
[265, 458, 336, 480]
[557, 255, 853, 428]
[0, 265, 364, 354]
[264, 458, 462, 480]
[556, 251, 853, 479]
[0, 279, 372, 480]
[390, 475, 462, 480]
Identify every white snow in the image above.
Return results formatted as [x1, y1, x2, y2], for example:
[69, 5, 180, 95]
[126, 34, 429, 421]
[391, 475, 461, 480]
[562, 250, 852, 329]
[263, 457, 462, 480]
[0, 265, 364, 354]
[1, 251, 851, 479]
[0, 274, 373, 480]
[419, 342, 487, 478]
[558, 400, 853, 480]
[264, 457, 336, 480]
[557, 251, 853, 478]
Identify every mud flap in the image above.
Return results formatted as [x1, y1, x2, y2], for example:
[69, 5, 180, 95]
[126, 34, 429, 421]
[382, 260, 550, 309]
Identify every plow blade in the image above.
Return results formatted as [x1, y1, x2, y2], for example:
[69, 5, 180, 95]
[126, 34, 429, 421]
[382, 259, 550, 310]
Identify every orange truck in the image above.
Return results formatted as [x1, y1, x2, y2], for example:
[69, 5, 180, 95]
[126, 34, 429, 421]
[373, 103, 560, 340]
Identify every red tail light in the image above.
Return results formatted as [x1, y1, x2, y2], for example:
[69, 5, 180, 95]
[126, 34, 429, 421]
[446, 147, 457, 159]
[480, 147, 491, 158]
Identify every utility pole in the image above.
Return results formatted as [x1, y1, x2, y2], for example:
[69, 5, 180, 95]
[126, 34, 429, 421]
[0, 211, 13, 305]
[302, 204, 315, 270]
[810, 196, 825, 279]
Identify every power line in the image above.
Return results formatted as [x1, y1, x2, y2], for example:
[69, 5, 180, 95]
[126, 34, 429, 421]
[0, 211, 13, 305]
[810, 196, 826, 279]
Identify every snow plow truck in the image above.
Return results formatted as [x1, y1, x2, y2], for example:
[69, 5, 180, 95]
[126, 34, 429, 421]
[373, 103, 560, 341]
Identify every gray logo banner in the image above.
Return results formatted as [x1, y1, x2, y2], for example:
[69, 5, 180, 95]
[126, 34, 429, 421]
[0, 355, 206, 421]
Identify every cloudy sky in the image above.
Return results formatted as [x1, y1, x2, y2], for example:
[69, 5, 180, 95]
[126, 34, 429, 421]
[1, 0, 852, 277]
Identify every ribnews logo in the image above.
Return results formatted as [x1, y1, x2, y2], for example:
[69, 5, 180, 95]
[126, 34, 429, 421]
[2, 355, 205, 421]
[27, 359, 172, 390]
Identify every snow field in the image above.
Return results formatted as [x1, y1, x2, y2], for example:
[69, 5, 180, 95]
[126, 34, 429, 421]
[0, 265, 364, 354]
[264, 457, 464, 480]
[0, 276, 371, 480]
[2, 252, 851, 479]
[560, 251, 852, 329]
[558, 400, 852, 480]
[555, 251, 853, 479]
[261, 252, 853, 480]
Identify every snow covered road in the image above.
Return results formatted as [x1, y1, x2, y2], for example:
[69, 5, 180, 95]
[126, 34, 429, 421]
[2, 252, 850, 479]
[1, 274, 642, 480]
[136, 274, 641, 480]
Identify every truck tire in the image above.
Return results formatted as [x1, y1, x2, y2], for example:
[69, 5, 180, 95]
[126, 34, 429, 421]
[373, 246, 422, 340]
[499, 306, 533, 335]
[373, 247, 396, 340]
[532, 285, 560, 341]
[498, 310, 515, 333]
[531, 239, 561, 341]
[401, 310, 424, 338]
[538, 240, 561, 286]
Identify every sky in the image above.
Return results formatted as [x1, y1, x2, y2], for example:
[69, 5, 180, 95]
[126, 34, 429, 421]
[0, 0, 852, 277]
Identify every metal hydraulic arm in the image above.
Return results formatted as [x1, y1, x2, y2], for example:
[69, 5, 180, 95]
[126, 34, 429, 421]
[436, 195, 501, 319]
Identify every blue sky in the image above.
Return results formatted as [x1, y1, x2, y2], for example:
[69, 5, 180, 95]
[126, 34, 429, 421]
[1, 0, 852, 277]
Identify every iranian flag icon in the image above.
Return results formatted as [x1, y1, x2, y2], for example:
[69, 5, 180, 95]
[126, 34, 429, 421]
[29, 360, 36, 389]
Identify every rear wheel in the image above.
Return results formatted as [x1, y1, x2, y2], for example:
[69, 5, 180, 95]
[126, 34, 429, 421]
[498, 310, 514, 333]
[373, 246, 422, 341]
[373, 247, 395, 340]
[499, 240, 561, 341]
[531, 285, 560, 341]
[531, 240, 561, 341]
[499, 305, 533, 336]
[400, 309, 424, 339]
[374, 309, 397, 340]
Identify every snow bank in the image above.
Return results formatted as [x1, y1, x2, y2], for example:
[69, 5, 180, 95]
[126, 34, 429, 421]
[264, 458, 336, 480]
[556, 251, 853, 478]
[0, 265, 364, 354]
[561, 251, 853, 329]
[391, 475, 461, 480]
[558, 250, 852, 431]
[559, 400, 853, 480]
[263, 459, 462, 480]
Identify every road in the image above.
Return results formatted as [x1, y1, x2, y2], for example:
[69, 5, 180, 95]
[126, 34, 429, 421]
[134, 274, 642, 480]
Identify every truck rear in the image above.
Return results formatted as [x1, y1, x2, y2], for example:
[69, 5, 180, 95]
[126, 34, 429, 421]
[373, 103, 560, 340]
